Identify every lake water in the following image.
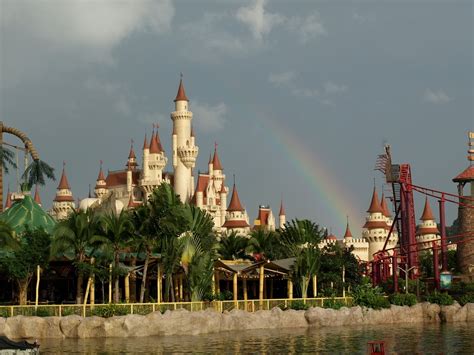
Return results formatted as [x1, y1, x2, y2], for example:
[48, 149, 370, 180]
[38, 323, 473, 354]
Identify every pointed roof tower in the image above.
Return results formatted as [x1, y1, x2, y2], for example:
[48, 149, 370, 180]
[227, 183, 244, 212]
[174, 76, 189, 102]
[343, 217, 353, 239]
[367, 186, 383, 214]
[54, 162, 74, 202]
[380, 193, 392, 218]
[420, 197, 435, 221]
[142, 132, 149, 150]
[97, 160, 106, 182]
[126, 140, 138, 170]
[279, 200, 286, 216]
[149, 124, 163, 154]
[212, 143, 223, 170]
[57, 162, 71, 190]
[34, 185, 42, 206]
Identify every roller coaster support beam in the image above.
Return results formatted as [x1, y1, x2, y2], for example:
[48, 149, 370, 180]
[439, 194, 448, 272]
[392, 250, 399, 293]
[433, 241, 440, 290]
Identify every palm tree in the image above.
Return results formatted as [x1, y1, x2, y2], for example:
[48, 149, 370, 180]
[218, 232, 249, 260]
[22, 159, 55, 187]
[0, 146, 17, 174]
[101, 210, 133, 303]
[52, 209, 107, 304]
[246, 228, 276, 261]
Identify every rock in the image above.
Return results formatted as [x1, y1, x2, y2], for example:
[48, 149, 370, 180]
[77, 316, 105, 338]
[59, 315, 83, 338]
[4, 316, 63, 339]
[464, 303, 474, 322]
[0, 318, 5, 336]
[421, 302, 440, 323]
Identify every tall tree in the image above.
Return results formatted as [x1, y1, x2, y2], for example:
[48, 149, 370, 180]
[0, 146, 17, 174]
[0, 227, 50, 305]
[218, 232, 249, 260]
[246, 228, 276, 261]
[52, 209, 107, 304]
[101, 210, 133, 303]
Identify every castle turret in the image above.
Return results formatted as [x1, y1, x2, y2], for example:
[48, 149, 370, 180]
[343, 218, 353, 240]
[95, 160, 108, 198]
[141, 126, 168, 197]
[171, 77, 198, 202]
[279, 200, 286, 229]
[52, 162, 75, 220]
[219, 181, 227, 226]
[222, 182, 250, 235]
[416, 197, 440, 250]
[126, 140, 138, 171]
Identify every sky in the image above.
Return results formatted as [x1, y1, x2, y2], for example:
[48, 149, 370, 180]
[1, 0, 472, 237]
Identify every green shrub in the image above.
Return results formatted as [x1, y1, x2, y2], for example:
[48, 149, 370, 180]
[287, 300, 309, 310]
[35, 307, 55, 317]
[61, 307, 77, 316]
[351, 280, 390, 310]
[323, 298, 345, 310]
[458, 293, 474, 306]
[389, 293, 417, 307]
[91, 304, 129, 318]
[427, 291, 454, 306]
[0, 308, 9, 318]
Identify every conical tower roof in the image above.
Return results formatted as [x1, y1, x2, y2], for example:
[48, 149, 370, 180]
[367, 186, 383, 214]
[343, 218, 353, 239]
[420, 197, 435, 221]
[0, 195, 56, 234]
[57, 163, 71, 190]
[227, 183, 244, 212]
[97, 161, 106, 181]
[380, 193, 392, 217]
[128, 141, 136, 159]
[279, 200, 286, 216]
[212, 144, 223, 170]
[5, 191, 12, 209]
[142, 133, 149, 150]
[174, 78, 189, 102]
[34, 185, 42, 205]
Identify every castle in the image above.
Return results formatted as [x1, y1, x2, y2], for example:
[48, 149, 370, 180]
[5, 78, 448, 263]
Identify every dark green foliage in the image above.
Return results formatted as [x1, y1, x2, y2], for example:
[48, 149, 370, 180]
[245, 229, 277, 260]
[323, 298, 345, 310]
[426, 291, 454, 305]
[22, 159, 55, 186]
[35, 307, 55, 317]
[91, 304, 129, 317]
[389, 293, 418, 306]
[287, 300, 309, 310]
[0, 308, 9, 318]
[0, 146, 16, 173]
[218, 232, 249, 260]
[419, 250, 459, 278]
[213, 290, 234, 301]
[458, 294, 474, 306]
[351, 278, 390, 309]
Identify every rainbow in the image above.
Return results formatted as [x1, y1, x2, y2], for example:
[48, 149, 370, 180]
[261, 117, 362, 235]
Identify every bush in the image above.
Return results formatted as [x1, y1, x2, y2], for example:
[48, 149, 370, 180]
[458, 293, 474, 306]
[426, 291, 454, 306]
[351, 280, 390, 310]
[91, 304, 129, 318]
[323, 298, 345, 310]
[389, 293, 417, 307]
[0, 308, 9, 318]
[35, 307, 55, 317]
[287, 300, 309, 310]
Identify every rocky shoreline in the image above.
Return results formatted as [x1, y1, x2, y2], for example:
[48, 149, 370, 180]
[0, 303, 473, 340]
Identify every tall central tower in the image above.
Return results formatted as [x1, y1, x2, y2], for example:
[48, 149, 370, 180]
[171, 77, 198, 202]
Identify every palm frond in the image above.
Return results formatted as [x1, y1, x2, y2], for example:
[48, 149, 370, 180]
[22, 159, 55, 186]
[0, 146, 17, 174]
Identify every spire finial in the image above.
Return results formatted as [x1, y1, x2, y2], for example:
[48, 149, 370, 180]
[180, 72, 183, 79]
[63, 161, 66, 169]
[233, 173, 236, 186]
[215, 141, 218, 151]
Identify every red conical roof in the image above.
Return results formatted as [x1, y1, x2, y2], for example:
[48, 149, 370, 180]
[58, 163, 71, 190]
[420, 197, 435, 221]
[343, 220, 353, 239]
[227, 183, 244, 211]
[128, 141, 136, 159]
[380, 193, 392, 217]
[367, 187, 383, 214]
[326, 234, 337, 241]
[34, 185, 42, 205]
[174, 78, 189, 102]
[279, 200, 286, 216]
[149, 130, 160, 154]
[220, 183, 226, 194]
[5, 191, 12, 209]
[97, 161, 106, 181]
[142, 133, 149, 150]
[208, 152, 212, 165]
[155, 129, 164, 152]
[212, 145, 223, 170]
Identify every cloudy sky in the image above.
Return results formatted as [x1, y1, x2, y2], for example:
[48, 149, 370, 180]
[1, 0, 472, 236]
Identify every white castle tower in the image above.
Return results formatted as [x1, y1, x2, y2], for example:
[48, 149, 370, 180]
[51, 162, 75, 220]
[279, 200, 286, 229]
[95, 161, 108, 198]
[416, 197, 440, 250]
[171, 77, 199, 203]
[222, 182, 250, 235]
[362, 187, 397, 260]
[140, 127, 168, 198]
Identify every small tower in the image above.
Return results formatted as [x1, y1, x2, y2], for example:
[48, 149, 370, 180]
[51, 162, 75, 220]
[222, 182, 250, 235]
[416, 197, 440, 250]
[219, 181, 227, 227]
[279, 200, 286, 229]
[141, 125, 168, 197]
[343, 217, 353, 240]
[34, 185, 42, 207]
[171, 76, 199, 203]
[126, 140, 138, 171]
[95, 160, 108, 198]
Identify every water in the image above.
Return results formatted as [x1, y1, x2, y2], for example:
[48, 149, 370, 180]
[38, 323, 473, 354]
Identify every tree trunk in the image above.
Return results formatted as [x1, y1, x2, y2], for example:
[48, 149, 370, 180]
[114, 251, 120, 303]
[76, 272, 84, 304]
[130, 257, 137, 302]
[139, 251, 150, 303]
[301, 276, 308, 298]
[17, 279, 29, 305]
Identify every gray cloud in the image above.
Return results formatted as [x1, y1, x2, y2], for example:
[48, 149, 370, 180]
[423, 89, 452, 104]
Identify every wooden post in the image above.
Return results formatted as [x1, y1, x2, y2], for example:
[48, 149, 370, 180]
[90, 258, 95, 306]
[108, 263, 112, 303]
[179, 274, 183, 301]
[212, 269, 215, 296]
[174, 276, 179, 300]
[125, 273, 130, 303]
[233, 272, 238, 306]
[342, 266, 346, 298]
[35, 265, 40, 311]
[243, 278, 248, 309]
[83, 277, 91, 317]
[287, 279, 293, 299]
[215, 270, 220, 295]
[259, 264, 264, 307]
[312, 275, 317, 297]
[157, 264, 161, 304]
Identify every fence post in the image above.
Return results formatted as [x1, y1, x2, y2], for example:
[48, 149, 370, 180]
[59, 305, 62, 317]
[153, 303, 155, 313]
[10, 306, 13, 317]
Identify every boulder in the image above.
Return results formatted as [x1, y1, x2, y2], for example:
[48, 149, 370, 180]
[0, 318, 5, 337]
[464, 303, 474, 322]
[77, 316, 105, 338]
[420, 302, 440, 323]
[59, 315, 83, 338]
[4, 316, 62, 339]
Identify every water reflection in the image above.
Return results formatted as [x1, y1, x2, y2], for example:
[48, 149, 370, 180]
[38, 323, 473, 354]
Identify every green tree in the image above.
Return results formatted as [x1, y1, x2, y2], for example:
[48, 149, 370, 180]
[246, 228, 276, 261]
[218, 232, 249, 260]
[0, 227, 50, 305]
[22, 159, 55, 187]
[52, 209, 107, 304]
[101, 210, 133, 303]
[0, 146, 17, 174]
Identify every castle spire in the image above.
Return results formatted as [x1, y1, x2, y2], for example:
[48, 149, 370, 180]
[57, 161, 71, 190]
[279, 199, 286, 216]
[97, 160, 105, 181]
[142, 132, 149, 150]
[420, 197, 435, 221]
[367, 186, 383, 214]
[212, 142, 223, 170]
[174, 74, 189, 102]
[227, 182, 244, 212]
[343, 216, 353, 239]
[149, 124, 162, 154]
[380, 192, 392, 217]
